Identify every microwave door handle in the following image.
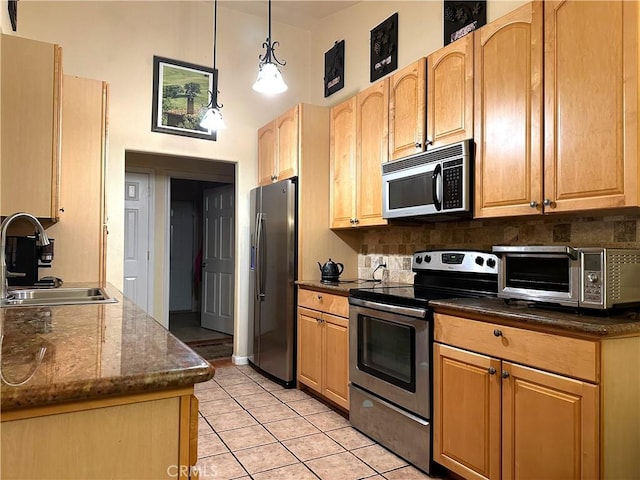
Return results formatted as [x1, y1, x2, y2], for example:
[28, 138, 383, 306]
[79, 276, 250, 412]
[432, 164, 442, 211]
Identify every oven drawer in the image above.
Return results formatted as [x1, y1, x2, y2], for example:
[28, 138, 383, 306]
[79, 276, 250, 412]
[434, 313, 599, 382]
[298, 288, 349, 318]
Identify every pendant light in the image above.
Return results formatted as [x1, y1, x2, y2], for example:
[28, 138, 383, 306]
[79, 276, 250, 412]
[200, 0, 225, 131]
[253, 0, 288, 95]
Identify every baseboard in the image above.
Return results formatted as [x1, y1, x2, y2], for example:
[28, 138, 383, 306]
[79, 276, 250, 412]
[232, 355, 249, 365]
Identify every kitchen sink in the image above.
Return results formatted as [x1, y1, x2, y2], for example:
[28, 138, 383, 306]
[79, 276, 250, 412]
[1, 287, 118, 307]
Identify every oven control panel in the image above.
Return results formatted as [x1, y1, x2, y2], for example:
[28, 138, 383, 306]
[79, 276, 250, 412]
[413, 250, 498, 274]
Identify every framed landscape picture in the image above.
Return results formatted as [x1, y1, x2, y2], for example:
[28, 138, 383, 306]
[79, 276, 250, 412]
[151, 56, 217, 141]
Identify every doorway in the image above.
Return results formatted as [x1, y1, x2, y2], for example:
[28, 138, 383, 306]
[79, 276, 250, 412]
[124, 151, 237, 360]
[168, 179, 234, 345]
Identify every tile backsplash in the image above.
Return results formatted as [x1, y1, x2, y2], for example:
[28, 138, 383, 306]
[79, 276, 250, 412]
[358, 213, 640, 284]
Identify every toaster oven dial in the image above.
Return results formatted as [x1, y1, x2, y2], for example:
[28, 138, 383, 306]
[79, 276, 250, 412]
[586, 272, 599, 283]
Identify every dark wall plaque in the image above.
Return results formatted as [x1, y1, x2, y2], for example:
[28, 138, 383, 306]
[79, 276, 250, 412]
[370, 12, 398, 82]
[444, 1, 486, 45]
[324, 40, 345, 97]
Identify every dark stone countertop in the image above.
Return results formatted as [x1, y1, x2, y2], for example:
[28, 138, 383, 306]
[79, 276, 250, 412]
[431, 297, 640, 338]
[0, 284, 214, 411]
[296, 279, 381, 295]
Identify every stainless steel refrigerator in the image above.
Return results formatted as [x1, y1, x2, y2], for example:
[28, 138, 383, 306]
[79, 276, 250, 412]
[248, 178, 297, 387]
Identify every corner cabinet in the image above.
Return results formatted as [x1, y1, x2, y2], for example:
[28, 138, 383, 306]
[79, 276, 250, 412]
[433, 312, 640, 480]
[330, 80, 388, 229]
[389, 58, 426, 160]
[475, 0, 640, 218]
[427, 33, 474, 149]
[297, 287, 349, 410]
[1, 34, 63, 220]
[257, 105, 299, 186]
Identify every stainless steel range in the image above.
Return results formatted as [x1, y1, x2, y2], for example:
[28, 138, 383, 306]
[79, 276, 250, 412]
[348, 250, 499, 475]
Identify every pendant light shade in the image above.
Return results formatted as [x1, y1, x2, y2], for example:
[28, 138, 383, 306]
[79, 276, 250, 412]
[200, 0, 226, 131]
[253, 0, 288, 95]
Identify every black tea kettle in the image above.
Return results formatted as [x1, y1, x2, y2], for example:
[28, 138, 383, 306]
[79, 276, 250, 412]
[318, 258, 344, 283]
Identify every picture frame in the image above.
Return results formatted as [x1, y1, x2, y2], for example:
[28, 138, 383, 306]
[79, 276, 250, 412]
[370, 12, 398, 83]
[443, 1, 486, 46]
[151, 56, 217, 141]
[324, 40, 345, 97]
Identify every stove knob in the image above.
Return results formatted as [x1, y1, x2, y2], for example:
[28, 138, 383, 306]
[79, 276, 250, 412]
[415, 255, 423, 264]
[486, 258, 497, 269]
[424, 255, 432, 263]
[475, 256, 484, 266]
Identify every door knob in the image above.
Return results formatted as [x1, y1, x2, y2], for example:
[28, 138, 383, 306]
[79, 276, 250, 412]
[502, 371, 510, 379]
[493, 329, 502, 337]
[488, 367, 496, 375]
[529, 201, 539, 208]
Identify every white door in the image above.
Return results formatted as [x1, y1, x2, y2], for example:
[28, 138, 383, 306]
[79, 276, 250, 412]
[123, 172, 150, 311]
[201, 185, 234, 334]
[170, 200, 194, 311]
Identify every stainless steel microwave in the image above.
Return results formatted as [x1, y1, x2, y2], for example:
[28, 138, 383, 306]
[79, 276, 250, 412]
[382, 139, 472, 220]
[493, 246, 640, 310]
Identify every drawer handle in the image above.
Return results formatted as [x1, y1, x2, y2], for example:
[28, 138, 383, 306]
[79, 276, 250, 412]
[493, 329, 502, 337]
[488, 367, 496, 375]
[317, 294, 323, 300]
[502, 371, 510, 379]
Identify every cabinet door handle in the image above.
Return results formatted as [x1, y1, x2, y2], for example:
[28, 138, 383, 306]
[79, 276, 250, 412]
[488, 367, 496, 375]
[529, 201, 539, 208]
[317, 294, 323, 300]
[543, 198, 554, 207]
[502, 371, 510, 379]
[415, 142, 423, 149]
[493, 329, 502, 337]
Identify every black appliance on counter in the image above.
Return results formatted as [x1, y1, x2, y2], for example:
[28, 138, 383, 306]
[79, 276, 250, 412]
[348, 250, 499, 475]
[5, 235, 54, 286]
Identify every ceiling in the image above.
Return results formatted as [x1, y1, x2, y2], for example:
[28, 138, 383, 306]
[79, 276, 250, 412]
[220, 1, 361, 29]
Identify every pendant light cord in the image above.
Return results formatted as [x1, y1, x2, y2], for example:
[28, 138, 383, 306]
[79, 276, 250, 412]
[268, 0, 272, 60]
[213, 0, 218, 70]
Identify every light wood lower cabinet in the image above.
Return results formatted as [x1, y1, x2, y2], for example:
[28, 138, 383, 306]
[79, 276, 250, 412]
[433, 312, 640, 480]
[297, 288, 349, 410]
[1, 388, 199, 479]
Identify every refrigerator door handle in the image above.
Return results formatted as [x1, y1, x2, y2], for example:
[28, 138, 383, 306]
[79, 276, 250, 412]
[255, 212, 266, 301]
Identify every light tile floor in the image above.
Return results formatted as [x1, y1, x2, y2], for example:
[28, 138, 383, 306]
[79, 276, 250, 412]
[195, 363, 441, 480]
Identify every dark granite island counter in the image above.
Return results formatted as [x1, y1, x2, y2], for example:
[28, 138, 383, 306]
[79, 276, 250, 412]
[0, 285, 214, 480]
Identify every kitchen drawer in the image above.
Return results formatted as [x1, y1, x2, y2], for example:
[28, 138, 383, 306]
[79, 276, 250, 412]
[434, 313, 599, 383]
[298, 288, 349, 318]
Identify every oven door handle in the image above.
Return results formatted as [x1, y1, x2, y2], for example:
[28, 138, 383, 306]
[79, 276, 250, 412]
[349, 298, 427, 319]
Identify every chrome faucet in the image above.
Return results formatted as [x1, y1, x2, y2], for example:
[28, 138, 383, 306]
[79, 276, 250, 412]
[0, 212, 50, 302]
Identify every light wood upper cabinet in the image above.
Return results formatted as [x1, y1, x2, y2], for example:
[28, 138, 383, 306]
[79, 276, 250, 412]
[257, 120, 276, 186]
[1, 34, 63, 219]
[389, 58, 426, 160]
[45, 76, 108, 284]
[544, 0, 638, 213]
[475, 0, 639, 219]
[257, 105, 299, 186]
[330, 97, 357, 229]
[276, 107, 299, 182]
[474, 2, 543, 219]
[330, 81, 388, 229]
[427, 33, 474, 149]
[356, 79, 388, 228]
